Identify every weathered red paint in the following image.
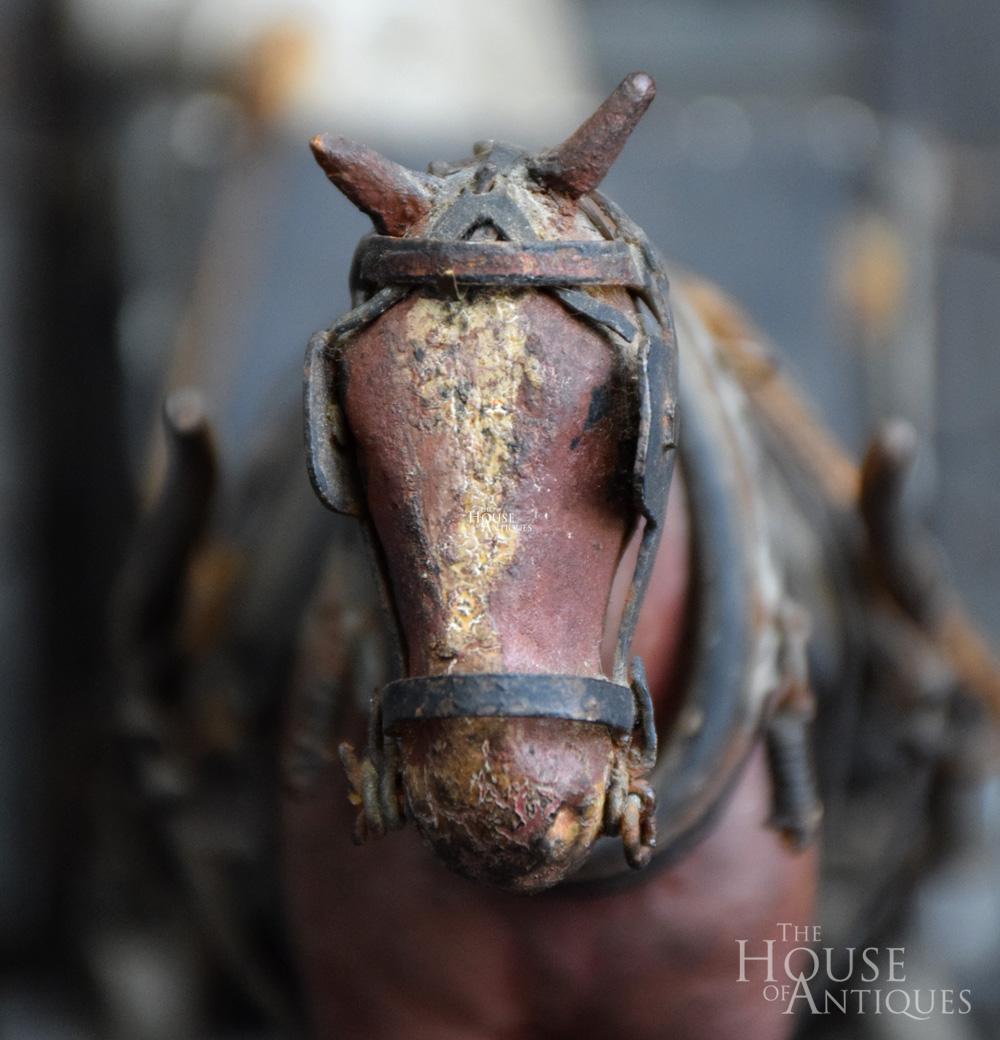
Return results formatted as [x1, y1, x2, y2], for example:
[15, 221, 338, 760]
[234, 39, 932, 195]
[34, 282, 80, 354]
[342, 289, 635, 679]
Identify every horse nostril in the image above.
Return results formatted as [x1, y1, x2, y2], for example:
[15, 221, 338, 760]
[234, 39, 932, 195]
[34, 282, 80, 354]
[545, 805, 583, 855]
[395, 715, 616, 893]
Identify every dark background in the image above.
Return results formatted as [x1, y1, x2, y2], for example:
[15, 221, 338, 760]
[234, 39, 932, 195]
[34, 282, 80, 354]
[2, 1, 998, 1036]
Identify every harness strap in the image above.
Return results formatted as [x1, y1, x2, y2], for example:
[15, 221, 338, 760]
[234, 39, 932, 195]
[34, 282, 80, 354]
[381, 673, 637, 735]
[356, 237, 644, 291]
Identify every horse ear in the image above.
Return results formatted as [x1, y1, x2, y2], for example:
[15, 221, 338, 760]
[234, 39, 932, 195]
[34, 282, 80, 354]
[530, 71, 656, 198]
[310, 134, 435, 236]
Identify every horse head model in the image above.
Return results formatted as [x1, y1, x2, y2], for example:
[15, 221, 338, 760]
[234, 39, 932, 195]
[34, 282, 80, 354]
[302, 71, 819, 894]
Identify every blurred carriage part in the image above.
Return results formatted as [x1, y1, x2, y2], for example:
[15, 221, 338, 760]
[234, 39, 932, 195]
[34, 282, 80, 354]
[63, 0, 596, 142]
[3, 0, 1000, 1037]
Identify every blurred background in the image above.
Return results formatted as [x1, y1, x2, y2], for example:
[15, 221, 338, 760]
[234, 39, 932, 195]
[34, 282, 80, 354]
[1, 0, 998, 1037]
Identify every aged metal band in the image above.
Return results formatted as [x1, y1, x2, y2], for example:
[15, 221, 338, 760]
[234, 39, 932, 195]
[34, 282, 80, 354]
[550, 287, 638, 342]
[327, 285, 408, 345]
[381, 674, 637, 734]
[356, 237, 644, 290]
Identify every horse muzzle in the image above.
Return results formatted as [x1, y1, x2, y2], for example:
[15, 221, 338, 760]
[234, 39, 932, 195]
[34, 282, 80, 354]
[340, 671, 658, 892]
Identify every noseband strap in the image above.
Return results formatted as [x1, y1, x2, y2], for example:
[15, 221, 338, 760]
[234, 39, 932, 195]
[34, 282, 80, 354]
[381, 674, 637, 735]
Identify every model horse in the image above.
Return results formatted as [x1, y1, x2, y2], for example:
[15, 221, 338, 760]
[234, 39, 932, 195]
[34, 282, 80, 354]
[119, 72, 999, 1040]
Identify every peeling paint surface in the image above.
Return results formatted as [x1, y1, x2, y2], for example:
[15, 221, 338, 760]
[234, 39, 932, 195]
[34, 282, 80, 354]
[399, 715, 613, 892]
[403, 293, 543, 669]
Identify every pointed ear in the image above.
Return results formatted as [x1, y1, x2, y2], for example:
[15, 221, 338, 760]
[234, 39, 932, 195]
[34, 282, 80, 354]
[530, 71, 656, 198]
[310, 134, 435, 236]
